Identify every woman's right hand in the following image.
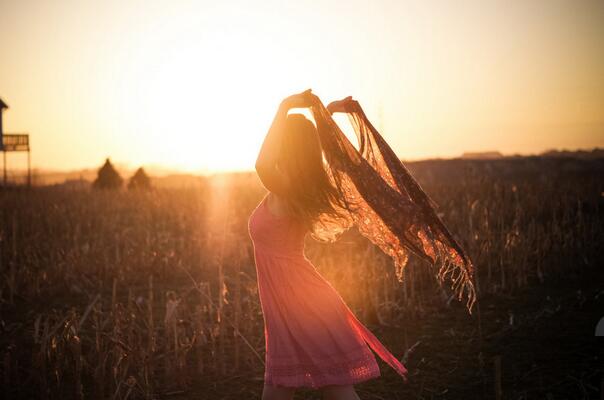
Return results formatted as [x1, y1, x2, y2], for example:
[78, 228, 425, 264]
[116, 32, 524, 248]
[280, 89, 319, 110]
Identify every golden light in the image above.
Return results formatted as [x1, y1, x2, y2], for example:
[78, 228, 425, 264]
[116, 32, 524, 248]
[1, 1, 602, 173]
[98, 5, 350, 175]
[108, 34, 286, 173]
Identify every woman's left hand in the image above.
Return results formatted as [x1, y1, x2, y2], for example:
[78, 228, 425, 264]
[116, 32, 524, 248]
[327, 96, 354, 113]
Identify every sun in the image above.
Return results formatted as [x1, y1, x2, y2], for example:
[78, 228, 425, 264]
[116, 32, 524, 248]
[97, 10, 365, 175]
[110, 28, 318, 174]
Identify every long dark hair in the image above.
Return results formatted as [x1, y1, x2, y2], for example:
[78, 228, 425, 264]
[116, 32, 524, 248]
[276, 113, 355, 233]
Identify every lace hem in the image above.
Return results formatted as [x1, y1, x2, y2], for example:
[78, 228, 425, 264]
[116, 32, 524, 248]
[264, 346, 381, 388]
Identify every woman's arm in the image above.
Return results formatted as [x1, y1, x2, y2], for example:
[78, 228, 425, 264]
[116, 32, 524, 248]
[254, 101, 291, 195]
[255, 89, 317, 195]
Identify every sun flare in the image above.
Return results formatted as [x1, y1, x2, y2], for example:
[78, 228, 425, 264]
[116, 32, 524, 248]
[110, 33, 293, 172]
[1, 1, 602, 173]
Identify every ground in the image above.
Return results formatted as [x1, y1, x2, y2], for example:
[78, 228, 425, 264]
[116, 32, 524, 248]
[181, 265, 603, 400]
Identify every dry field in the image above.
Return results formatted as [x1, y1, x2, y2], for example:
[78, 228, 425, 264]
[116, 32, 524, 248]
[1, 157, 602, 399]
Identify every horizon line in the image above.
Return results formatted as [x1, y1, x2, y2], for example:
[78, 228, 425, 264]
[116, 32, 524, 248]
[2, 146, 602, 177]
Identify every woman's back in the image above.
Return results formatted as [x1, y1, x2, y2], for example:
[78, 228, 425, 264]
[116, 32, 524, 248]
[248, 193, 308, 258]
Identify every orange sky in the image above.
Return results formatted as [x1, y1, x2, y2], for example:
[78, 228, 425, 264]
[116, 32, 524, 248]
[0, 0, 603, 173]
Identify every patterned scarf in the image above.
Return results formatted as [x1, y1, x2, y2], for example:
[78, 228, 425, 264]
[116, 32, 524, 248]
[308, 97, 477, 314]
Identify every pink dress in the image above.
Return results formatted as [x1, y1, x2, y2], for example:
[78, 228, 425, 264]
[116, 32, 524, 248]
[247, 193, 409, 388]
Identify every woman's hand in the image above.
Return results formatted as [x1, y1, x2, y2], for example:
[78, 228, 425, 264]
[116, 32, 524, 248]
[327, 96, 356, 113]
[280, 89, 319, 110]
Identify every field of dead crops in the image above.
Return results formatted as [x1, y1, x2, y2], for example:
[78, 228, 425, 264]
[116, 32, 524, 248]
[1, 157, 602, 399]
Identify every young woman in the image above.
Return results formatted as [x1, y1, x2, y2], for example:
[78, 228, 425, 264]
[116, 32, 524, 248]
[248, 89, 409, 400]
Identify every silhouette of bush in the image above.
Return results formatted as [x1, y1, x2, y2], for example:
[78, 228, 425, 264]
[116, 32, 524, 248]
[93, 158, 123, 190]
[128, 167, 152, 190]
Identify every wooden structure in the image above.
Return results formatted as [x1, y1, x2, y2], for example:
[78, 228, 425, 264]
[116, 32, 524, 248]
[0, 98, 31, 186]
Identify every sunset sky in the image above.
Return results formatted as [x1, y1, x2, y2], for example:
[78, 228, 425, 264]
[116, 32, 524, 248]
[0, 0, 603, 174]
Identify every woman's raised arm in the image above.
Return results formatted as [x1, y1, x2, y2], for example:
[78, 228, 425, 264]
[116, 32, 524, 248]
[255, 89, 316, 195]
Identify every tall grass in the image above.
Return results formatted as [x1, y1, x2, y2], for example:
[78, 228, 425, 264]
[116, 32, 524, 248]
[1, 158, 602, 398]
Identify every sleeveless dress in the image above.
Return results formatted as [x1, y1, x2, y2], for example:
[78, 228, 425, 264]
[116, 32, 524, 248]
[247, 193, 409, 388]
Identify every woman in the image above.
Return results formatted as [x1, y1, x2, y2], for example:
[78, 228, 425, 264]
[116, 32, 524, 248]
[248, 89, 409, 400]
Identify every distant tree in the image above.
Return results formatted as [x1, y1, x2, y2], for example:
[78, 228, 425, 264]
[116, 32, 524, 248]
[93, 158, 123, 190]
[128, 167, 152, 190]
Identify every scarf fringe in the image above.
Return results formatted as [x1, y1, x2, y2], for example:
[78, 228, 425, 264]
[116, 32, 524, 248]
[434, 245, 477, 314]
[309, 98, 478, 315]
